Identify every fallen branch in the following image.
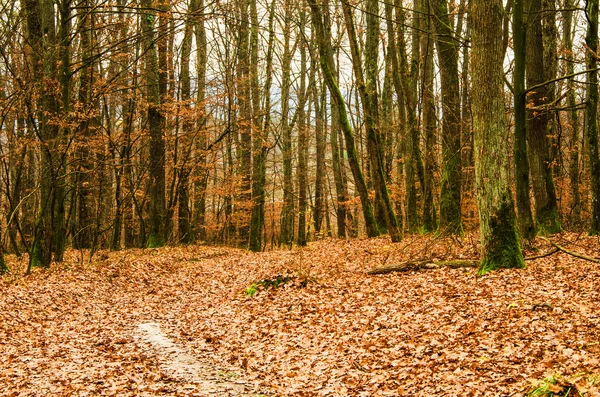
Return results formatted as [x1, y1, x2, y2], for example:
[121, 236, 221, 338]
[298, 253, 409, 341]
[368, 260, 478, 275]
[524, 248, 560, 261]
[539, 237, 600, 263]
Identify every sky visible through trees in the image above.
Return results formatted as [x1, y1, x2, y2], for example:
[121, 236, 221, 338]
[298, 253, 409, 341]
[0, 0, 598, 271]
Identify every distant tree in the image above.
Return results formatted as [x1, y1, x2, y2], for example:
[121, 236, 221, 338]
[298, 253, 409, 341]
[308, 0, 379, 238]
[585, 0, 600, 234]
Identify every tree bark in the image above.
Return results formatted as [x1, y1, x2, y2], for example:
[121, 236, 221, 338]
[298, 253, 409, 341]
[513, 0, 536, 240]
[585, 0, 600, 234]
[525, 0, 561, 234]
[432, 0, 463, 235]
[471, 0, 525, 274]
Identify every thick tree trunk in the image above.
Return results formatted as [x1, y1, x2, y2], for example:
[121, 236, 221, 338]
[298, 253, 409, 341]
[24, 0, 62, 269]
[586, 0, 600, 234]
[141, 0, 166, 247]
[471, 0, 525, 274]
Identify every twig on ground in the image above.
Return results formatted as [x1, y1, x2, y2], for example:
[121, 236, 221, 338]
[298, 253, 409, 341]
[540, 236, 600, 263]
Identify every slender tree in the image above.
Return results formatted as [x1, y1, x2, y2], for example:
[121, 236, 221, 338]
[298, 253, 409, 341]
[308, 0, 379, 238]
[432, 0, 463, 235]
[513, 0, 535, 240]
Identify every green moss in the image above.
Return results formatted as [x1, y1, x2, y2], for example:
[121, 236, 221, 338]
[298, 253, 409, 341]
[535, 205, 561, 236]
[30, 239, 49, 269]
[146, 233, 165, 249]
[477, 200, 526, 275]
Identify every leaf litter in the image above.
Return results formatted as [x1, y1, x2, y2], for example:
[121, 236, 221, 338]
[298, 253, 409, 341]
[0, 232, 599, 396]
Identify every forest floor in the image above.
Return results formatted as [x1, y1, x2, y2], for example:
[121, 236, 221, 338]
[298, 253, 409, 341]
[1, 233, 600, 396]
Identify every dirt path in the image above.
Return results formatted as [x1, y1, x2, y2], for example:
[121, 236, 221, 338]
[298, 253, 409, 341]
[135, 322, 261, 396]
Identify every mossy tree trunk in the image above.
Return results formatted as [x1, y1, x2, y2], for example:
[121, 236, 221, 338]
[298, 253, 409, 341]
[513, 0, 536, 240]
[421, 0, 437, 233]
[525, 0, 561, 234]
[24, 0, 63, 269]
[280, 0, 294, 246]
[432, 0, 463, 236]
[313, 59, 326, 236]
[585, 0, 600, 234]
[142, 0, 166, 248]
[471, 0, 525, 275]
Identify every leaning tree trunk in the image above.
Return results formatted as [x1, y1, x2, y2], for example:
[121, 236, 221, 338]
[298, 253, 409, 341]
[340, 0, 401, 241]
[308, 0, 379, 238]
[471, 0, 525, 274]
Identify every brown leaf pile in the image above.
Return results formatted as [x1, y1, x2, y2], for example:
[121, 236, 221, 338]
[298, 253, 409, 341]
[1, 233, 599, 396]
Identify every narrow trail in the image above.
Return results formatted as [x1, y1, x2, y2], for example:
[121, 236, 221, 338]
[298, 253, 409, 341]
[135, 322, 264, 396]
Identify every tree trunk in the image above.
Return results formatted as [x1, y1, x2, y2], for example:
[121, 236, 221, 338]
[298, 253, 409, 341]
[249, 0, 275, 252]
[297, 11, 309, 246]
[421, 0, 437, 233]
[563, 0, 580, 225]
[24, 0, 62, 269]
[308, 0, 379, 238]
[471, 0, 525, 274]
[280, 0, 294, 246]
[236, 0, 252, 245]
[525, 0, 561, 234]
[513, 0, 536, 240]
[141, 0, 167, 247]
[340, 0, 401, 242]
[432, 0, 463, 235]
[586, 0, 600, 234]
